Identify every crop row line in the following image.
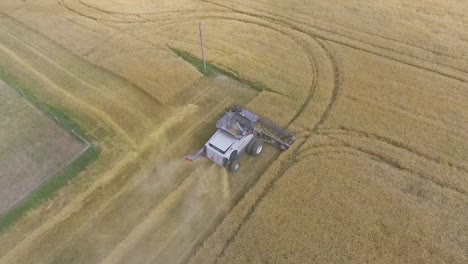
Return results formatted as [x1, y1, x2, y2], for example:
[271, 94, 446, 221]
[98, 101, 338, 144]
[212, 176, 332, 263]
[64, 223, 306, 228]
[319, 127, 468, 173]
[312, 142, 468, 198]
[213, 0, 468, 66]
[61, 0, 468, 82]
[213, 38, 343, 263]
[200, 0, 468, 81]
[345, 95, 468, 139]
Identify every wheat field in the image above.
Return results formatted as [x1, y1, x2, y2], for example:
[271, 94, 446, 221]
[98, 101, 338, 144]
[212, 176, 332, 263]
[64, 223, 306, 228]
[0, 0, 467, 263]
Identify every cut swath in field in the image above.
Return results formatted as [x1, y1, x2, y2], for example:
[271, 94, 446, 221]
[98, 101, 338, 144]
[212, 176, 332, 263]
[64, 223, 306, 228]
[1, 0, 468, 263]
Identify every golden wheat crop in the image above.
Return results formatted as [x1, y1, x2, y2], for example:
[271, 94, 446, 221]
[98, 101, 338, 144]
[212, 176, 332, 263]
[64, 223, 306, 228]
[0, 0, 467, 263]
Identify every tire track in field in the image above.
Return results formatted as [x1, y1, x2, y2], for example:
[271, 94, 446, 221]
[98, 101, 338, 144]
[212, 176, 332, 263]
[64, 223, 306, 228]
[63, 0, 468, 84]
[0, 11, 165, 109]
[211, 0, 468, 67]
[59, 2, 300, 104]
[49, 1, 468, 262]
[29, 2, 385, 263]
[301, 141, 468, 198]
[98, 165, 211, 264]
[3, 5, 324, 262]
[148, 15, 318, 116]
[197, 15, 317, 121]
[91, 12, 314, 106]
[154, 14, 341, 262]
[41, 98, 231, 263]
[345, 95, 468, 138]
[22, 2, 444, 262]
[200, 0, 468, 82]
[126, 13, 339, 129]
[0, 41, 136, 149]
[60, 0, 333, 123]
[0, 23, 156, 129]
[311, 39, 343, 129]
[77, 0, 229, 16]
[1, 104, 198, 263]
[59, 0, 228, 23]
[213, 143, 468, 262]
[160, 14, 324, 262]
[30, 100, 225, 262]
[171, 15, 340, 263]
[0, 11, 166, 133]
[0, 13, 166, 131]
[84, 10, 320, 124]
[95, 103, 275, 264]
[301, 144, 468, 198]
[318, 127, 468, 173]
[62, 0, 468, 78]
[62, 0, 468, 84]
[15, 2, 341, 262]
[92, 9, 333, 263]
[0, 11, 174, 255]
[212, 39, 342, 263]
[182, 30, 321, 263]
[0, 150, 138, 262]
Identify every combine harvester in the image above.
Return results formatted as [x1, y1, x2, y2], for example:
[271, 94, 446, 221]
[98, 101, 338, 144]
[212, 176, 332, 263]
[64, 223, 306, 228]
[185, 105, 295, 172]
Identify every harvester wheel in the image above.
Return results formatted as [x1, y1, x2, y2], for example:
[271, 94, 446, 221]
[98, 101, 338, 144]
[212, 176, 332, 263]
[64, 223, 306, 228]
[229, 159, 240, 172]
[229, 150, 238, 161]
[247, 138, 256, 154]
[251, 140, 263, 156]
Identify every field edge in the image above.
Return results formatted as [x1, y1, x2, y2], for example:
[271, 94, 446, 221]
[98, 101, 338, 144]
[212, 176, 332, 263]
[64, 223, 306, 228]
[0, 70, 100, 235]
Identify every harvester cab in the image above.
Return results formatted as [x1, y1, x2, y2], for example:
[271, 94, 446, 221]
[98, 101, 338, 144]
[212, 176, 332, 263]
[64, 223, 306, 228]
[185, 105, 295, 172]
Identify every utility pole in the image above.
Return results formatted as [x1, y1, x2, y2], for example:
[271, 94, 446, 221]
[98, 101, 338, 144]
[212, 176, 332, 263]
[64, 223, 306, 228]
[199, 22, 206, 71]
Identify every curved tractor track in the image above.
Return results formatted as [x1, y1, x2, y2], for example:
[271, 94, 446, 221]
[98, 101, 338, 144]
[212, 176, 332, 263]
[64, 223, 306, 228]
[61, 4, 343, 264]
[0, 1, 343, 264]
[3, 0, 466, 263]
[60, 0, 333, 123]
[62, 0, 468, 84]
[200, 0, 467, 62]
[198, 0, 468, 83]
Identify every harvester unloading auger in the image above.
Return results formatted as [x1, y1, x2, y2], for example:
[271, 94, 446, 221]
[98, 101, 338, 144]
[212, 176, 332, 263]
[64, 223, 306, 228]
[185, 105, 296, 172]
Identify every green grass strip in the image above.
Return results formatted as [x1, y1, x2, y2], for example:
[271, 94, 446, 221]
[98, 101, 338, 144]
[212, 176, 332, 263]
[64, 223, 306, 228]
[0, 146, 100, 234]
[169, 47, 217, 78]
[169, 47, 270, 93]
